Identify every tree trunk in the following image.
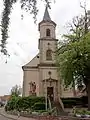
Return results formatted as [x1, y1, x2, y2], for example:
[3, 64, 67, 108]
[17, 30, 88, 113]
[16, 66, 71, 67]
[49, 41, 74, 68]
[87, 81, 90, 110]
[53, 96, 64, 115]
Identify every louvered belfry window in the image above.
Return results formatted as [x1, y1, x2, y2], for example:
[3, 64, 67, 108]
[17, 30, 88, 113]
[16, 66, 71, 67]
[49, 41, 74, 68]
[46, 29, 50, 36]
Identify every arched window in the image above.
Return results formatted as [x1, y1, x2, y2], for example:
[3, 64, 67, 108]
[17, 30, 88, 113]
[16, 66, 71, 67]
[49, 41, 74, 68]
[46, 29, 50, 36]
[46, 49, 52, 60]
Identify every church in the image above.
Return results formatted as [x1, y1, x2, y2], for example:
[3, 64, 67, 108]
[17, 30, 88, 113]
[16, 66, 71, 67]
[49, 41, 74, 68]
[22, 7, 74, 100]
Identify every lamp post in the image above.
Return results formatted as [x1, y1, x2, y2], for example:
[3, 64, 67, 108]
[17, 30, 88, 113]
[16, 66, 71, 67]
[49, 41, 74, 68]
[45, 71, 52, 111]
[45, 79, 47, 111]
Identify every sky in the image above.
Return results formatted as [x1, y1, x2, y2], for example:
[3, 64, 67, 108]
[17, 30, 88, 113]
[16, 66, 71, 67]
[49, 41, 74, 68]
[0, 0, 90, 96]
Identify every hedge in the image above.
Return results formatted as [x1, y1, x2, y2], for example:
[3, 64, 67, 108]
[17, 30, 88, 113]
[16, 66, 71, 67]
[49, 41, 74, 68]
[33, 102, 46, 110]
[5, 96, 88, 111]
[61, 96, 88, 108]
[5, 96, 46, 111]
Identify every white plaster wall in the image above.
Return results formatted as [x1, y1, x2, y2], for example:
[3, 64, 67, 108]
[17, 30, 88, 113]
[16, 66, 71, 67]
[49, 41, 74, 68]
[61, 90, 74, 98]
[41, 67, 58, 80]
[39, 67, 60, 97]
[61, 84, 74, 98]
[23, 69, 39, 96]
[39, 40, 57, 63]
[39, 22, 56, 38]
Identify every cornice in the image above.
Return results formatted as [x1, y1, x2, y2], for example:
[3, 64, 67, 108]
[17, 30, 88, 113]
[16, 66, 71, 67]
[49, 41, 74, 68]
[39, 38, 58, 41]
[22, 62, 57, 71]
[22, 66, 38, 71]
[42, 78, 58, 82]
[38, 20, 56, 31]
[38, 63, 57, 67]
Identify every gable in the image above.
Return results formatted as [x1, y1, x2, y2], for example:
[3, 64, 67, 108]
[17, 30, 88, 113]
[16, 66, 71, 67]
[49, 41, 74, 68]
[23, 53, 40, 67]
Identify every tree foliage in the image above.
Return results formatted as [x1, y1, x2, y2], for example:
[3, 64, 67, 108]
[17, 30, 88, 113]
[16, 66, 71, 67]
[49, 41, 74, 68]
[57, 6, 90, 109]
[0, 0, 54, 55]
[57, 33, 90, 87]
[11, 85, 21, 97]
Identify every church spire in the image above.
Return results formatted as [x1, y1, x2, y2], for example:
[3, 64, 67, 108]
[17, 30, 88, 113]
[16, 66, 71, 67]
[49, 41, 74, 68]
[43, 6, 51, 21]
[38, 5, 56, 31]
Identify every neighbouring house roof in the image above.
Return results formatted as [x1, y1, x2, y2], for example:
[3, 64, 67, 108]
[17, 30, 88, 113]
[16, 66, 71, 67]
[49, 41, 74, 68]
[0, 95, 11, 101]
[22, 53, 40, 69]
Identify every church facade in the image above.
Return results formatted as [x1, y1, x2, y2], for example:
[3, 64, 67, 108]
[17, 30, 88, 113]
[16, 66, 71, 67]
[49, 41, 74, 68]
[22, 7, 74, 100]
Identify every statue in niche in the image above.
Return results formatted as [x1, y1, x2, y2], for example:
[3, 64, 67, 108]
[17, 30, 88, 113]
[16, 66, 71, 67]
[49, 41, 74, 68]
[32, 82, 36, 94]
[29, 81, 36, 96]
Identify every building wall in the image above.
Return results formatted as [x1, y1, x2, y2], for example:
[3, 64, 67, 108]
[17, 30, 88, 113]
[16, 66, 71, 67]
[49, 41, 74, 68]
[38, 67, 61, 100]
[60, 81, 74, 98]
[61, 88, 74, 98]
[39, 22, 56, 39]
[22, 11, 74, 98]
[39, 40, 57, 63]
[23, 69, 39, 96]
[40, 67, 58, 80]
[23, 67, 61, 98]
[39, 21, 57, 64]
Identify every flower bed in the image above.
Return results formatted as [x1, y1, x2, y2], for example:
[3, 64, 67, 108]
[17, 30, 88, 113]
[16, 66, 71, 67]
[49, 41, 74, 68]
[69, 107, 90, 119]
[6, 111, 90, 120]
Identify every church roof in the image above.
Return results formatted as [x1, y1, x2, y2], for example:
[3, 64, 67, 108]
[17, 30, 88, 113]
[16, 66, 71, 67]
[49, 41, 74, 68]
[43, 6, 51, 21]
[22, 53, 39, 69]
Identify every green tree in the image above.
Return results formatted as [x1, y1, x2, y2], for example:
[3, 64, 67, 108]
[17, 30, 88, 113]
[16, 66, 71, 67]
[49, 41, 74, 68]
[57, 33, 90, 110]
[57, 6, 90, 109]
[11, 85, 21, 97]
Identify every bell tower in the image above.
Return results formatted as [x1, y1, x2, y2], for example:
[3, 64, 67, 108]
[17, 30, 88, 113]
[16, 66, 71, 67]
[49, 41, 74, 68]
[38, 6, 57, 64]
[38, 6, 60, 100]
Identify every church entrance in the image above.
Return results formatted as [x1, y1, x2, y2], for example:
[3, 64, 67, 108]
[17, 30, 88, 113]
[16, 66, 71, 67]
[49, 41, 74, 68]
[47, 87, 54, 101]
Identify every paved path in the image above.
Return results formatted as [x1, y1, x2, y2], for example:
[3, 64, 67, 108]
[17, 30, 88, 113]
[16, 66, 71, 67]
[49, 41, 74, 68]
[0, 108, 70, 120]
[0, 108, 36, 120]
[0, 114, 11, 120]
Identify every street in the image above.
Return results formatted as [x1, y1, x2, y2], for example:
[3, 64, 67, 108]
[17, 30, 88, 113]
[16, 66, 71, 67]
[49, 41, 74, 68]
[0, 107, 37, 120]
[0, 114, 37, 120]
[0, 114, 12, 120]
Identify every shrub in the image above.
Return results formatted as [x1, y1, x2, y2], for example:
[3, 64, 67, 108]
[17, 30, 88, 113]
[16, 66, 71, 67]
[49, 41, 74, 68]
[33, 102, 45, 110]
[35, 110, 47, 113]
[5, 96, 45, 111]
[5, 96, 19, 111]
[61, 97, 88, 108]
[72, 108, 90, 115]
[82, 96, 88, 107]
[61, 97, 82, 108]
